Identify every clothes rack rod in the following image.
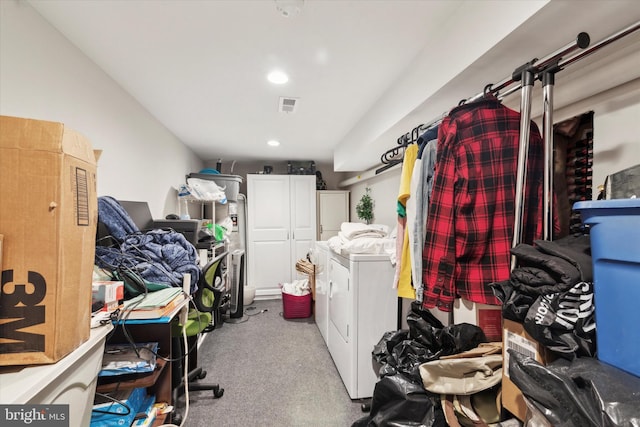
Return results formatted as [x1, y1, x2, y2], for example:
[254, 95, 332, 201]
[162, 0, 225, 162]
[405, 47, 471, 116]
[557, 20, 640, 70]
[464, 22, 639, 106]
[465, 31, 590, 105]
[376, 160, 402, 175]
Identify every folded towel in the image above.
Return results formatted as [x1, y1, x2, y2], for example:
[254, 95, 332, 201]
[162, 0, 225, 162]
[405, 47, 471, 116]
[340, 222, 389, 240]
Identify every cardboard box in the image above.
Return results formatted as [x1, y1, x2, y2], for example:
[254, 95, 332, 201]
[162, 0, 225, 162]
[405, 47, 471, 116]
[453, 298, 502, 341]
[502, 319, 555, 421]
[0, 115, 98, 365]
[92, 281, 124, 312]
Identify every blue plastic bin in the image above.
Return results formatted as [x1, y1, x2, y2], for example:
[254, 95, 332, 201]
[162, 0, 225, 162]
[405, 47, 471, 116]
[574, 199, 640, 378]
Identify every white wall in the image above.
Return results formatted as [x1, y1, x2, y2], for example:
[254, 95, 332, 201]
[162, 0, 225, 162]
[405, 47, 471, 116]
[0, 0, 203, 218]
[594, 101, 640, 197]
[347, 170, 401, 231]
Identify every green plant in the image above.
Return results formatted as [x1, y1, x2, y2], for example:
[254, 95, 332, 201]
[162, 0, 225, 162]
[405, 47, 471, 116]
[356, 187, 374, 224]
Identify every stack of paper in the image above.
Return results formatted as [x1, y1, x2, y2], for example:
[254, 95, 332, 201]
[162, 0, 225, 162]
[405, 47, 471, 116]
[122, 287, 185, 320]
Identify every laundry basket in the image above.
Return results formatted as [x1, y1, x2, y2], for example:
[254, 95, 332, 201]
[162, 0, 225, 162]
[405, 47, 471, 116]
[282, 291, 312, 319]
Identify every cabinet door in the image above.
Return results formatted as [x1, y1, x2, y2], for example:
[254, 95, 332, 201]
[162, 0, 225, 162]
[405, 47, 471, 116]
[290, 176, 317, 280]
[247, 175, 291, 295]
[317, 191, 349, 240]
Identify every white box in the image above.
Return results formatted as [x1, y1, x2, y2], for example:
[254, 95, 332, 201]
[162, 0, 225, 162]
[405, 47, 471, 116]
[92, 281, 124, 312]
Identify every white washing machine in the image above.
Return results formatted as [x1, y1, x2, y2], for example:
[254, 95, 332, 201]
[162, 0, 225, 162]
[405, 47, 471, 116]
[313, 241, 330, 345]
[326, 250, 397, 399]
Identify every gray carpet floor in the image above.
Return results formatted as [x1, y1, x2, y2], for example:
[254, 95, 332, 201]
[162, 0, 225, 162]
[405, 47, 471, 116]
[179, 299, 369, 426]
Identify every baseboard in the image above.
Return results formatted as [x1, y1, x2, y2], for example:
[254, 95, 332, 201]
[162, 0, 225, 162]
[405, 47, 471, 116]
[255, 288, 282, 300]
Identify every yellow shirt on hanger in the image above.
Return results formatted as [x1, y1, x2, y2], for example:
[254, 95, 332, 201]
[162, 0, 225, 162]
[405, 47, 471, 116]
[396, 144, 418, 299]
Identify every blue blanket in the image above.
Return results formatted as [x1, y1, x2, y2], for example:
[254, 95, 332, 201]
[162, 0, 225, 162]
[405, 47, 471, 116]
[98, 196, 138, 240]
[96, 196, 200, 293]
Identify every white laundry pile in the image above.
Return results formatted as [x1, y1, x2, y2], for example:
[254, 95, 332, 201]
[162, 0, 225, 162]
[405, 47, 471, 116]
[327, 222, 396, 261]
[281, 279, 311, 296]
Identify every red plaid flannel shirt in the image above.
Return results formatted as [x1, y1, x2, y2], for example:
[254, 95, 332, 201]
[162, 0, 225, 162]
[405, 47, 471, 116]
[421, 96, 544, 312]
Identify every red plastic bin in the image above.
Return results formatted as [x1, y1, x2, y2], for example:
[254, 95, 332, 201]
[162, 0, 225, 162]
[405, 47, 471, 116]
[282, 291, 312, 319]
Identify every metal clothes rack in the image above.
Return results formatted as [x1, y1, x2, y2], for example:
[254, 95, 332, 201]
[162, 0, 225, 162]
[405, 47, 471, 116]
[378, 21, 640, 265]
[377, 119, 440, 174]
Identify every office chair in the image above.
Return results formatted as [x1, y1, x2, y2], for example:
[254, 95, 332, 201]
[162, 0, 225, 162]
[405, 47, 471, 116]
[171, 252, 228, 423]
[194, 252, 229, 331]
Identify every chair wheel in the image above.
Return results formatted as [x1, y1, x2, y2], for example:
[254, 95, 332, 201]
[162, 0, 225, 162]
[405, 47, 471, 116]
[197, 370, 207, 380]
[173, 414, 183, 425]
[213, 386, 224, 398]
[361, 402, 371, 412]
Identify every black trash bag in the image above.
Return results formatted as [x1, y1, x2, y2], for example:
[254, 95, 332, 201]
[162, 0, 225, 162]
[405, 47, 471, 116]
[548, 357, 640, 427]
[509, 350, 640, 427]
[406, 300, 487, 355]
[372, 330, 410, 378]
[351, 372, 446, 427]
[523, 280, 596, 359]
[389, 339, 438, 383]
[436, 322, 487, 355]
[507, 350, 600, 427]
[393, 301, 487, 382]
[406, 300, 444, 347]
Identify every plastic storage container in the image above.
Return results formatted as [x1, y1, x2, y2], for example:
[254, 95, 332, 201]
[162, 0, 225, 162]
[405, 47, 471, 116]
[0, 325, 113, 427]
[188, 173, 242, 201]
[573, 199, 640, 377]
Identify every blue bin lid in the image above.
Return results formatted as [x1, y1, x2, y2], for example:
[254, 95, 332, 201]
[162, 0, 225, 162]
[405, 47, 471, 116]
[574, 199, 640, 211]
[574, 199, 640, 225]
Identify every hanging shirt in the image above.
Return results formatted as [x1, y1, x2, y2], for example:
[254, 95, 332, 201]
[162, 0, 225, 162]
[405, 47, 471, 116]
[393, 144, 418, 299]
[411, 135, 438, 302]
[421, 96, 544, 312]
[407, 148, 422, 292]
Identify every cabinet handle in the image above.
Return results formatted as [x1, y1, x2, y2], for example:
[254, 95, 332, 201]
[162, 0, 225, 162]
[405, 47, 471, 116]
[329, 280, 333, 299]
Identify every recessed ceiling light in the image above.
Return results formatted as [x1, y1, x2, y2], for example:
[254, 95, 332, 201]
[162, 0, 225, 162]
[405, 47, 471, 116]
[267, 139, 281, 147]
[267, 70, 289, 85]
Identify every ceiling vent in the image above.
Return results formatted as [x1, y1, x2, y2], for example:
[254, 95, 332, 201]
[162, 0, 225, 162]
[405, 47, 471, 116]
[278, 97, 299, 114]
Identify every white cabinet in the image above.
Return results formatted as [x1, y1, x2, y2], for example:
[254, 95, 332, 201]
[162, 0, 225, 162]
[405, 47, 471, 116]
[326, 250, 397, 399]
[247, 174, 316, 298]
[317, 190, 349, 240]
